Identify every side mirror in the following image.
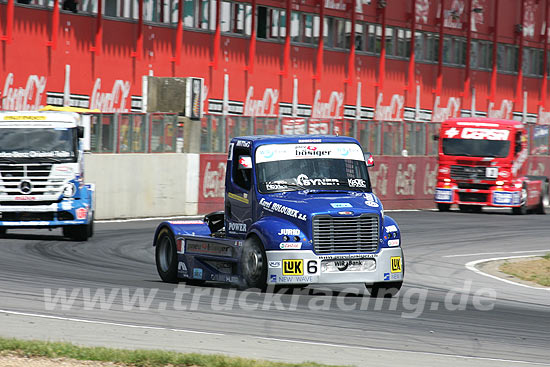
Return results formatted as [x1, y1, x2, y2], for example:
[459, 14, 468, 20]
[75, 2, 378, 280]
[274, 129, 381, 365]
[77, 126, 85, 139]
[432, 134, 439, 141]
[364, 152, 375, 167]
[238, 156, 252, 169]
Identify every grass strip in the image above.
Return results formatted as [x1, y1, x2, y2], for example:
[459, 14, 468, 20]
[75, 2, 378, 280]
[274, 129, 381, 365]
[0, 337, 348, 367]
[499, 254, 550, 287]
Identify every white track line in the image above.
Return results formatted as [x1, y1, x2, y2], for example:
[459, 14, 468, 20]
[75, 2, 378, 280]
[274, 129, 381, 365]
[0, 309, 224, 336]
[0, 308, 548, 366]
[465, 255, 550, 290]
[444, 250, 550, 258]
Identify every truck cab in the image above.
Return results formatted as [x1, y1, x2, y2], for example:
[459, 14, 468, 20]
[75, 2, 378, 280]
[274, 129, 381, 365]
[153, 135, 404, 296]
[0, 111, 95, 240]
[434, 118, 548, 214]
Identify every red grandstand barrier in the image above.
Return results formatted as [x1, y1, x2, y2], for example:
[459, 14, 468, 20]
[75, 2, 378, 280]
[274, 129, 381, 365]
[197, 154, 550, 213]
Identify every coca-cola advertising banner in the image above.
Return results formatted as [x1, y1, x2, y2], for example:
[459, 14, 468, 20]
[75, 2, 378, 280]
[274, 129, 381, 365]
[198, 154, 550, 213]
[199, 154, 227, 214]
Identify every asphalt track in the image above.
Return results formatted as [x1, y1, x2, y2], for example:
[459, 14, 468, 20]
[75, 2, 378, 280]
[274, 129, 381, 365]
[0, 209, 549, 366]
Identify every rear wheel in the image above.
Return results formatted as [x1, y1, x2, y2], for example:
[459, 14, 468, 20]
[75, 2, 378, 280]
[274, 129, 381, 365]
[155, 228, 178, 283]
[366, 281, 403, 298]
[63, 211, 94, 241]
[437, 203, 451, 212]
[241, 236, 267, 291]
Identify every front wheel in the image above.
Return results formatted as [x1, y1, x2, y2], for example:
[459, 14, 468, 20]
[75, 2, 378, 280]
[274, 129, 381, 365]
[240, 236, 267, 291]
[512, 186, 528, 215]
[366, 281, 403, 298]
[535, 179, 549, 214]
[437, 203, 451, 212]
[155, 228, 179, 283]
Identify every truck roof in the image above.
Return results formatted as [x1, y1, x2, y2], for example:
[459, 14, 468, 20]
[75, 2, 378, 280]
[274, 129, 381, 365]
[443, 117, 523, 128]
[0, 111, 80, 125]
[232, 135, 360, 146]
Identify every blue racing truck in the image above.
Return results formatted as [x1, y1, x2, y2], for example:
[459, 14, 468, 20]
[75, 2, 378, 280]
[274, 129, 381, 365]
[153, 135, 404, 296]
[0, 111, 94, 241]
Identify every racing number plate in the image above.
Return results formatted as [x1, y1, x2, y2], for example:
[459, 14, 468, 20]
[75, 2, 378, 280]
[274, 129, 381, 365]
[390, 257, 402, 273]
[282, 259, 303, 275]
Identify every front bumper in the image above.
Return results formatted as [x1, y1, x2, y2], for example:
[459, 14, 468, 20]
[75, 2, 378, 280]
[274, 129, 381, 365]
[266, 247, 404, 285]
[0, 199, 91, 227]
[435, 187, 522, 207]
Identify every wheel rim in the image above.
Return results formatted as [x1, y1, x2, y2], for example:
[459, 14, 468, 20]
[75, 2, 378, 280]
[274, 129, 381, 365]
[244, 244, 264, 281]
[158, 235, 173, 272]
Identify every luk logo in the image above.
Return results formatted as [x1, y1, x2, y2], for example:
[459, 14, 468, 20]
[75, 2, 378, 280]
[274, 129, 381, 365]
[282, 259, 303, 276]
[391, 257, 402, 273]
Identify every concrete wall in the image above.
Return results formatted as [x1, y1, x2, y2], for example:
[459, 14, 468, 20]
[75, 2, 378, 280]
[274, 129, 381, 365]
[86, 154, 199, 220]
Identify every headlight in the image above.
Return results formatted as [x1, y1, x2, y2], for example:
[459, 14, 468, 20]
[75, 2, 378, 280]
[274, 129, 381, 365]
[63, 183, 76, 198]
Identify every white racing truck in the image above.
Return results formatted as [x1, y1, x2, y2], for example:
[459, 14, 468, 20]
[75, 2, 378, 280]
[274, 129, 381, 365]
[0, 111, 94, 240]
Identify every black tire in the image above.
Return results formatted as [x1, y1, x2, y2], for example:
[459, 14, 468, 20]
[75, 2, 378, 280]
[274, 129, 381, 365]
[366, 281, 403, 298]
[512, 186, 528, 215]
[0, 228, 6, 236]
[155, 228, 179, 283]
[241, 235, 267, 291]
[62, 224, 89, 241]
[535, 180, 548, 215]
[437, 203, 451, 212]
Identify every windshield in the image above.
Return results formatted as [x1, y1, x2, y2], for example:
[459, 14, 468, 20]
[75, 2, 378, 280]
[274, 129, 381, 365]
[442, 138, 510, 158]
[255, 143, 371, 193]
[0, 127, 77, 163]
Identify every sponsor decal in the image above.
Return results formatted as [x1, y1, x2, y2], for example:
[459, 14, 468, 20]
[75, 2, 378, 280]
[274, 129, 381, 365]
[493, 192, 513, 205]
[234, 240, 243, 247]
[338, 211, 354, 215]
[228, 192, 249, 204]
[348, 178, 366, 188]
[61, 201, 72, 210]
[364, 193, 374, 201]
[270, 274, 277, 282]
[444, 127, 460, 138]
[186, 240, 233, 257]
[318, 254, 378, 260]
[259, 198, 307, 221]
[279, 242, 302, 249]
[364, 201, 380, 208]
[236, 140, 251, 148]
[265, 182, 288, 191]
[435, 189, 453, 202]
[388, 239, 400, 247]
[268, 261, 282, 269]
[384, 272, 401, 281]
[282, 259, 304, 275]
[391, 257, 402, 273]
[385, 225, 398, 232]
[14, 196, 37, 201]
[276, 275, 314, 283]
[76, 208, 87, 220]
[278, 229, 300, 236]
[461, 128, 510, 141]
[297, 174, 339, 186]
[384, 272, 390, 281]
[193, 268, 203, 279]
[228, 222, 247, 233]
[486, 167, 498, 178]
[330, 203, 352, 208]
[295, 145, 331, 157]
[178, 262, 188, 277]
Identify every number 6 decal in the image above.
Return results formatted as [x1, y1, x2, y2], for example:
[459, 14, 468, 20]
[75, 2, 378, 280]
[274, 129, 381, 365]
[307, 260, 318, 274]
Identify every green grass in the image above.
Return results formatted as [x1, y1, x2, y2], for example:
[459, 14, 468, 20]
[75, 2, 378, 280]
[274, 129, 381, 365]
[0, 337, 347, 367]
[542, 253, 550, 260]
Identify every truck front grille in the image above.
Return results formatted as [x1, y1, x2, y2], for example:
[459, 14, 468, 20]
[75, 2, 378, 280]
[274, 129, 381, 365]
[451, 165, 490, 180]
[0, 164, 64, 197]
[313, 214, 379, 254]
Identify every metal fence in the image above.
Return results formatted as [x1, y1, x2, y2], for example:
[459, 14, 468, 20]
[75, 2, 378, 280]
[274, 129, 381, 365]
[89, 113, 550, 156]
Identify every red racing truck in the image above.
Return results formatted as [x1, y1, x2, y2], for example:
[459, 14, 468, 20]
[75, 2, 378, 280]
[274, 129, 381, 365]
[434, 118, 549, 214]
